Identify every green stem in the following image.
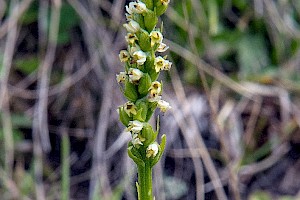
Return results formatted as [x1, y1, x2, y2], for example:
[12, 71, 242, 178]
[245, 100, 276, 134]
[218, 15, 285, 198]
[137, 160, 153, 200]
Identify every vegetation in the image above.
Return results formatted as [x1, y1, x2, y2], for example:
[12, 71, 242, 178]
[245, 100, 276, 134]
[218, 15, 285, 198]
[0, 0, 299, 199]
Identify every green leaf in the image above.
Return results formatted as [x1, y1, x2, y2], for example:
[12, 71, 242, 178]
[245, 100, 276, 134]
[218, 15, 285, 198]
[57, 4, 80, 44]
[140, 0, 153, 10]
[208, 0, 219, 35]
[119, 107, 131, 127]
[249, 191, 272, 200]
[20, 1, 38, 25]
[124, 81, 139, 102]
[138, 29, 151, 52]
[138, 73, 152, 96]
[237, 34, 270, 78]
[134, 100, 148, 122]
[15, 56, 39, 75]
[128, 146, 145, 167]
[144, 10, 158, 32]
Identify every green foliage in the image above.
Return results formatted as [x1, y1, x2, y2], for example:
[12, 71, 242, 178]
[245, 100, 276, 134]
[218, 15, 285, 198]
[249, 191, 297, 200]
[237, 33, 270, 78]
[167, 0, 300, 86]
[57, 4, 80, 44]
[15, 56, 39, 74]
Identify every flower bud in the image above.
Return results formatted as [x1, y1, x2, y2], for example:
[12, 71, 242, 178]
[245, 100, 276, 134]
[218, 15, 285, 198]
[124, 20, 140, 33]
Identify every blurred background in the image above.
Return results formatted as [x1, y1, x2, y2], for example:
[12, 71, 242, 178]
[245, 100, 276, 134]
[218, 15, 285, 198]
[0, 0, 300, 199]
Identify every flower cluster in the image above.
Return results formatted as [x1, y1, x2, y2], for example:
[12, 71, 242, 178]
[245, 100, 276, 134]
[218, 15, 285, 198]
[117, 0, 171, 167]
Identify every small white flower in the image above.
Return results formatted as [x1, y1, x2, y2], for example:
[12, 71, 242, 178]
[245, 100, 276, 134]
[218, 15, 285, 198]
[129, 1, 147, 14]
[160, 0, 170, 5]
[148, 94, 161, 102]
[162, 59, 172, 71]
[126, 120, 144, 133]
[148, 81, 162, 101]
[149, 81, 162, 94]
[124, 20, 140, 33]
[133, 50, 147, 65]
[157, 42, 169, 52]
[119, 50, 130, 62]
[125, 13, 133, 21]
[116, 72, 127, 83]
[132, 133, 144, 147]
[125, 33, 138, 44]
[129, 45, 141, 56]
[125, 4, 133, 15]
[128, 68, 143, 83]
[124, 101, 137, 116]
[154, 56, 165, 72]
[150, 31, 163, 47]
[157, 100, 171, 112]
[146, 143, 159, 158]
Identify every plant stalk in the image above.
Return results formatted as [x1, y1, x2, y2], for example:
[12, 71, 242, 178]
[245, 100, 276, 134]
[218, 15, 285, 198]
[137, 160, 153, 200]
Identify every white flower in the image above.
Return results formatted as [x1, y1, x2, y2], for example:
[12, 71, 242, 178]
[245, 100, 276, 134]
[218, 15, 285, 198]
[125, 33, 138, 44]
[124, 20, 140, 33]
[160, 0, 170, 5]
[148, 94, 161, 102]
[128, 68, 143, 83]
[124, 101, 137, 116]
[154, 56, 172, 72]
[149, 81, 162, 94]
[116, 72, 127, 83]
[150, 31, 163, 47]
[129, 1, 147, 14]
[146, 143, 159, 158]
[119, 50, 130, 62]
[125, 5, 133, 15]
[157, 100, 171, 112]
[154, 56, 165, 72]
[126, 120, 144, 133]
[133, 50, 147, 65]
[131, 133, 144, 147]
[157, 42, 169, 52]
[162, 59, 172, 70]
[148, 81, 162, 101]
[125, 13, 133, 21]
[129, 45, 141, 56]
